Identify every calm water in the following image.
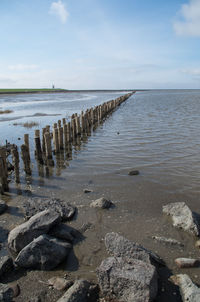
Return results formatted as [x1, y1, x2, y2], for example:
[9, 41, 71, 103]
[1, 89, 200, 302]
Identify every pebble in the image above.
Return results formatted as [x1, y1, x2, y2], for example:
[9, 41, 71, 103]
[83, 189, 92, 193]
[175, 258, 199, 268]
[128, 170, 139, 176]
[48, 277, 73, 291]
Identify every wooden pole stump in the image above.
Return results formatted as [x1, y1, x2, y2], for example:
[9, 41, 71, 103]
[34, 130, 43, 164]
[11, 145, 20, 183]
[21, 144, 31, 175]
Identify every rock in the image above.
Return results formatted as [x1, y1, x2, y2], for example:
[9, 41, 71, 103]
[56, 280, 98, 302]
[171, 274, 200, 301]
[0, 283, 14, 301]
[0, 201, 7, 215]
[15, 234, 71, 270]
[83, 189, 92, 193]
[90, 198, 113, 209]
[49, 224, 75, 242]
[0, 256, 14, 277]
[162, 202, 200, 236]
[105, 232, 164, 265]
[48, 277, 73, 291]
[152, 236, 184, 247]
[175, 258, 199, 268]
[8, 210, 61, 253]
[97, 256, 157, 302]
[10, 283, 20, 297]
[195, 240, 200, 248]
[128, 170, 139, 176]
[24, 198, 76, 221]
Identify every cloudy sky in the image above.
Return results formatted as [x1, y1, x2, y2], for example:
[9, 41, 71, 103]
[0, 0, 200, 89]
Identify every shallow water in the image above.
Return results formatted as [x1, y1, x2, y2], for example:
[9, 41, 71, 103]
[1, 90, 200, 301]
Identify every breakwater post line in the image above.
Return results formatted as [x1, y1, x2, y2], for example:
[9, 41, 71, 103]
[0, 92, 134, 194]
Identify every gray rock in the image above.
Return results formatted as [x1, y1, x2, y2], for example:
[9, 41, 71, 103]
[175, 258, 199, 268]
[49, 223, 74, 242]
[152, 236, 184, 247]
[15, 234, 71, 270]
[163, 202, 200, 236]
[8, 210, 61, 253]
[48, 277, 73, 291]
[24, 198, 76, 221]
[0, 283, 14, 301]
[0, 201, 7, 215]
[105, 232, 164, 265]
[128, 170, 139, 176]
[56, 280, 98, 302]
[0, 256, 13, 277]
[90, 198, 113, 209]
[97, 256, 157, 302]
[171, 274, 200, 302]
[83, 189, 92, 193]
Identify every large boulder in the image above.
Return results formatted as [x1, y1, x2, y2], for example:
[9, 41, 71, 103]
[8, 210, 61, 253]
[162, 202, 200, 236]
[24, 198, 76, 220]
[97, 256, 157, 302]
[15, 234, 71, 270]
[171, 274, 200, 302]
[105, 232, 163, 265]
[0, 283, 14, 301]
[56, 280, 98, 302]
[0, 256, 13, 277]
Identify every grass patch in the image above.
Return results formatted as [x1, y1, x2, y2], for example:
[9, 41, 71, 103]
[13, 121, 39, 128]
[0, 109, 13, 114]
[0, 88, 67, 94]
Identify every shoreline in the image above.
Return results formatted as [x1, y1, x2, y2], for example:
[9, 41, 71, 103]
[0, 89, 138, 96]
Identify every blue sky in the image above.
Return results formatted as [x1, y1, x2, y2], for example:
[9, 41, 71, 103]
[0, 0, 200, 89]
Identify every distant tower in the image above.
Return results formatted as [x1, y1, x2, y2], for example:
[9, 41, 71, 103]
[52, 84, 55, 89]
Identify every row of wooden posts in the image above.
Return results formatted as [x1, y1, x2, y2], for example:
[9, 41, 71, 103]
[0, 92, 134, 194]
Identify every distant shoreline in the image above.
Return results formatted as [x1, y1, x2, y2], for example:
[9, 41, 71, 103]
[0, 88, 138, 95]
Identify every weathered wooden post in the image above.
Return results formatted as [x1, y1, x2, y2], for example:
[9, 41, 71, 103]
[53, 127, 59, 153]
[0, 157, 7, 193]
[21, 144, 31, 175]
[58, 126, 64, 150]
[62, 118, 66, 126]
[44, 132, 53, 159]
[34, 130, 43, 164]
[24, 134, 29, 152]
[42, 128, 46, 153]
[11, 145, 20, 183]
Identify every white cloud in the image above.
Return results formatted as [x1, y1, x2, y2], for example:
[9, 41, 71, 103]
[8, 64, 39, 71]
[49, 0, 69, 24]
[180, 68, 200, 76]
[174, 0, 200, 36]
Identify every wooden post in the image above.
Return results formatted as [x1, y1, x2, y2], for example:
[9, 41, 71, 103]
[24, 134, 29, 152]
[53, 127, 59, 153]
[11, 145, 20, 183]
[71, 118, 76, 140]
[34, 130, 43, 164]
[21, 144, 31, 175]
[0, 148, 8, 179]
[42, 128, 46, 153]
[75, 116, 81, 136]
[46, 125, 50, 133]
[58, 127, 64, 150]
[44, 132, 53, 159]
[58, 120, 61, 128]
[62, 118, 66, 126]
[67, 122, 71, 143]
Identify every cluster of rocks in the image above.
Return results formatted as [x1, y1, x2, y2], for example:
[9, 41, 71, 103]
[162, 201, 200, 301]
[2, 195, 200, 301]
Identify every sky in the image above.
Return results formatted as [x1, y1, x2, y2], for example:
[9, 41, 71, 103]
[0, 0, 200, 89]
